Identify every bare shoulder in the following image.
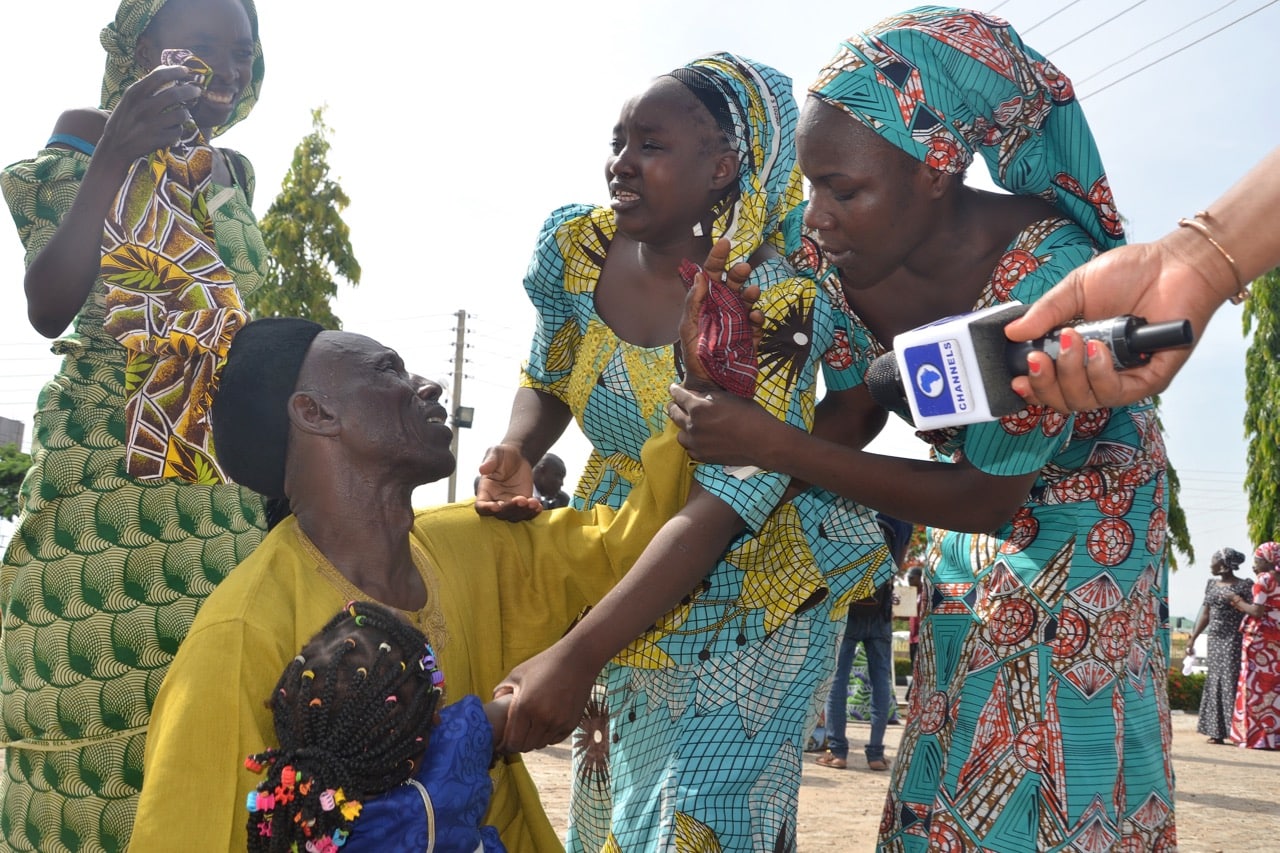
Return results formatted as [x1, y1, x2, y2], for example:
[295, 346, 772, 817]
[48, 108, 109, 147]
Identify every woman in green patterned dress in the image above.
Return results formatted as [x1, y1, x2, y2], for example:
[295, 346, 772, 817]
[0, 1, 268, 849]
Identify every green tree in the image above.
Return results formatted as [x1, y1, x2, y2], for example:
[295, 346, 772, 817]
[1, 443, 33, 521]
[1164, 453, 1193, 568]
[1243, 268, 1280, 544]
[242, 106, 360, 328]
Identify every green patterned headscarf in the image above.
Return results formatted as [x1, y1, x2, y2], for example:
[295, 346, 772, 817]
[99, 0, 264, 137]
[810, 5, 1123, 250]
[668, 53, 804, 269]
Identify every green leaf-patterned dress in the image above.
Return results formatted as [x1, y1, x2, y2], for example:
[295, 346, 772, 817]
[0, 145, 269, 852]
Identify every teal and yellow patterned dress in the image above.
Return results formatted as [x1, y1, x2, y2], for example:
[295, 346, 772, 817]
[523, 203, 891, 852]
[0, 147, 268, 851]
[516, 52, 893, 852]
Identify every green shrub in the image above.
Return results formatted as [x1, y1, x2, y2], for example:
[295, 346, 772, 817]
[1166, 669, 1205, 713]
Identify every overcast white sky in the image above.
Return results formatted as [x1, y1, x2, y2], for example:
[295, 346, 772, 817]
[1, 0, 1276, 619]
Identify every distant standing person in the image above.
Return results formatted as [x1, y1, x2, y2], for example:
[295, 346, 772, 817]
[1186, 548, 1252, 743]
[815, 513, 911, 771]
[1229, 542, 1280, 749]
[532, 453, 570, 510]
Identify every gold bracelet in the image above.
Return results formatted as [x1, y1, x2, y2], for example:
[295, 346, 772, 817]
[1177, 210, 1250, 304]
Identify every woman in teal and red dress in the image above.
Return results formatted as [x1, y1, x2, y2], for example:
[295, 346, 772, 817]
[668, 8, 1176, 850]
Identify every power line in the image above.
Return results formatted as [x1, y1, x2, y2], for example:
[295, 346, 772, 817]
[1021, 0, 1086, 35]
[1081, 0, 1279, 99]
[1074, 0, 1244, 85]
[1045, 0, 1151, 54]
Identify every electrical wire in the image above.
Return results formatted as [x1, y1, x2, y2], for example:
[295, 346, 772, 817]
[1074, 0, 1244, 85]
[1021, 0, 1086, 35]
[1081, 0, 1279, 98]
[1045, 0, 1151, 54]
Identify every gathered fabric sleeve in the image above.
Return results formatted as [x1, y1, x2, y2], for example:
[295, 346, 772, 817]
[957, 222, 1098, 477]
[128, 616, 288, 851]
[415, 423, 693, 673]
[1, 148, 90, 263]
[345, 696, 504, 853]
[776, 205, 872, 395]
[518, 203, 597, 400]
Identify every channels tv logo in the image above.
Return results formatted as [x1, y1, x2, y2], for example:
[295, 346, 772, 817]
[902, 340, 966, 418]
[914, 364, 945, 398]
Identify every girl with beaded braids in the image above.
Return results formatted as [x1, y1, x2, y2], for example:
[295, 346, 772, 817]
[0, 0, 268, 847]
[246, 601, 506, 853]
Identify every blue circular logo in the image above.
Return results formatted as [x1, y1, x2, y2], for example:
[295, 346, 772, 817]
[915, 364, 945, 398]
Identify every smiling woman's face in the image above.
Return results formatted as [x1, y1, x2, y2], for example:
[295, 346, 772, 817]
[137, 0, 255, 132]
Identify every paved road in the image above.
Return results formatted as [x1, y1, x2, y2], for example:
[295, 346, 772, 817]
[522, 707, 1279, 851]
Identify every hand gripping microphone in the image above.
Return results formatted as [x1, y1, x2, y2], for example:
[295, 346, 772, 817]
[865, 303, 1193, 429]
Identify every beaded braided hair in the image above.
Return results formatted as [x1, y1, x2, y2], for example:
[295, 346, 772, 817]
[245, 601, 446, 851]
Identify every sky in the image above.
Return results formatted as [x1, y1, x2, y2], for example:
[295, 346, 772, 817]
[0, 0, 1276, 620]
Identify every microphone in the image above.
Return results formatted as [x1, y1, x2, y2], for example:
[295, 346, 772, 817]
[865, 303, 1193, 429]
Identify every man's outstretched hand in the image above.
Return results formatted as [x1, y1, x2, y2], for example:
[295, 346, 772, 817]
[473, 444, 544, 521]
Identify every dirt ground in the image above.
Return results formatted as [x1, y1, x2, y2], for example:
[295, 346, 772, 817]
[521, 707, 1279, 852]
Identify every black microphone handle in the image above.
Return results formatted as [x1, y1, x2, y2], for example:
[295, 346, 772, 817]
[1005, 316, 1193, 376]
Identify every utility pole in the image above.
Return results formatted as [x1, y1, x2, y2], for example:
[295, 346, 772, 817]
[446, 309, 468, 502]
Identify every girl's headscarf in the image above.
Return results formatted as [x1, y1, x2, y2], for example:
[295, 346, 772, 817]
[99, 0, 264, 136]
[668, 53, 804, 269]
[1255, 542, 1280, 568]
[808, 5, 1123, 250]
[1213, 547, 1246, 570]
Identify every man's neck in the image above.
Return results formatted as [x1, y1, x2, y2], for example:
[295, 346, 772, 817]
[293, 497, 427, 612]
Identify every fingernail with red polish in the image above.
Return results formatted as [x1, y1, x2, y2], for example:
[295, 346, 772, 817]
[1059, 332, 1072, 352]
[1028, 359, 1042, 377]
[1087, 340, 1102, 360]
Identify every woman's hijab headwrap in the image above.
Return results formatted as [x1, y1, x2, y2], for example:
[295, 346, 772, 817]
[1255, 542, 1280, 568]
[667, 53, 804, 269]
[809, 5, 1123, 250]
[1213, 547, 1246, 570]
[99, 0, 264, 136]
